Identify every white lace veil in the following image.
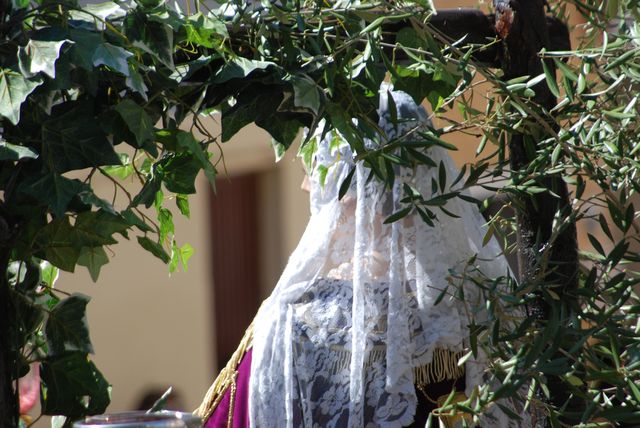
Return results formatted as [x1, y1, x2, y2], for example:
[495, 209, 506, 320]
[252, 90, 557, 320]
[249, 85, 519, 427]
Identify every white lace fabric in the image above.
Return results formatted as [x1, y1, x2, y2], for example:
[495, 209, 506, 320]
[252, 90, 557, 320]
[249, 86, 521, 427]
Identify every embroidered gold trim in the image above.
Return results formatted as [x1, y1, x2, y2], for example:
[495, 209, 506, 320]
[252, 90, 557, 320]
[194, 322, 254, 421]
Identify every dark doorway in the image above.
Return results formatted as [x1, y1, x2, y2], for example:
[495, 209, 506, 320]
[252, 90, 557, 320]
[209, 173, 261, 370]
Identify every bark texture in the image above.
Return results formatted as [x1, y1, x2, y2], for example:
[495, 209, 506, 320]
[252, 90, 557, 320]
[494, 0, 578, 425]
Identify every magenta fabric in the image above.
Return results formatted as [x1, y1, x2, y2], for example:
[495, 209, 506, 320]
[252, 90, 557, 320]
[204, 349, 252, 428]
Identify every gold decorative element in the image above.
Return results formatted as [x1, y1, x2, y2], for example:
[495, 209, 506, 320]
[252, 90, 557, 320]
[414, 349, 465, 385]
[194, 322, 254, 424]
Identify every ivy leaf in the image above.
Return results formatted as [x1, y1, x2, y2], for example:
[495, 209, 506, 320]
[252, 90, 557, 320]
[169, 241, 193, 273]
[67, 29, 102, 71]
[184, 13, 227, 48]
[35, 212, 127, 271]
[212, 57, 278, 84]
[169, 56, 212, 84]
[256, 114, 302, 148]
[176, 194, 190, 218]
[158, 207, 174, 242]
[22, 173, 88, 218]
[77, 247, 109, 282]
[73, 211, 130, 246]
[131, 176, 162, 208]
[45, 294, 93, 355]
[92, 43, 133, 76]
[18, 40, 69, 79]
[288, 75, 321, 115]
[122, 209, 153, 232]
[114, 100, 155, 147]
[36, 219, 81, 271]
[0, 68, 43, 125]
[125, 65, 149, 100]
[77, 191, 118, 215]
[176, 131, 216, 185]
[221, 87, 297, 145]
[137, 236, 170, 263]
[70, 1, 125, 23]
[40, 351, 110, 417]
[158, 152, 200, 194]
[126, 13, 174, 68]
[0, 141, 38, 160]
[42, 105, 121, 173]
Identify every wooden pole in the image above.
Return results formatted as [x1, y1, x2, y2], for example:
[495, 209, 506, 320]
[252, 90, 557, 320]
[493, 0, 578, 424]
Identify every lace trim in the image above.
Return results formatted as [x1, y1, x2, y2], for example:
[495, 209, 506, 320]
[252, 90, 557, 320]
[196, 321, 464, 426]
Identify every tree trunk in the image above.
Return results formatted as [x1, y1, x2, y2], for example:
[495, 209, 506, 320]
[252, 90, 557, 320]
[0, 212, 18, 428]
[493, 0, 578, 425]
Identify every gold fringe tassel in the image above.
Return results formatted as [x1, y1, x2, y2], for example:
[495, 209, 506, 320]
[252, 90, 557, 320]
[413, 349, 465, 385]
[194, 322, 254, 423]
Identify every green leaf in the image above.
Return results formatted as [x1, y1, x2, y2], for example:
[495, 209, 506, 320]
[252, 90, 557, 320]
[288, 75, 321, 114]
[42, 105, 121, 173]
[36, 219, 81, 271]
[541, 58, 560, 98]
[184, 13, 226, 48]
[176, 131, 216, 185]
[178, 243, 193, 271]
[74, 211, 130, 246]
[77, 191, 117, 215]
[588, 233, 605, 256]
[122, 209, 153, 232]
[137, 236, 170, 263]
[40, 261, 60, 288]
[40, 352, 110, 417]
[18, 40, 69, 79]
[0, 141, 38, 160]
[212, 58, 277, 84]
[67, 29, 103, 71]
[114, 100, 155, 147]
[298, 136, 317, 174]
[384, 206, 412, 224]
[0, 68, 43, 125]
[77, 247, 109, 282]
[338, 167, 356, 200]
[125, 65, 149, 100]
[92, 43, 133, 76]
[45, 294, 93, 355]
[158, 207, 174, 242]
[70, 1, 125, 22]
[131, 176, 162, 208]
[158, 152, 200, 194]
[22, 174, 88, 218]
[126, 14, 174, 68]
[438, 160, 446, 193]
[271, 139, 286, 162]
[103, 154, 134, 180]
[176, 194, 190, 218]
